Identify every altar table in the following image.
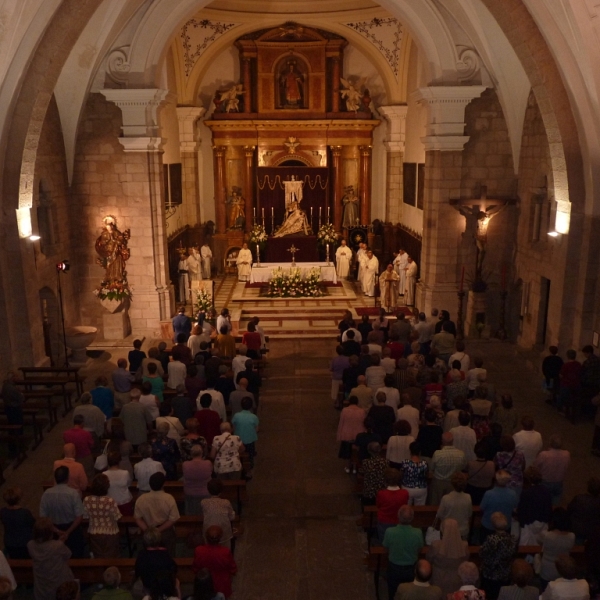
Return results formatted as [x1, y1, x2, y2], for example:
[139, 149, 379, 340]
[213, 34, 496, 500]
[249, 262, 337, 284]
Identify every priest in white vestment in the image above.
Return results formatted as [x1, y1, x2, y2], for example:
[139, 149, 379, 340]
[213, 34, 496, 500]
[405, 256, 418, 306]
[200, 243, 213, 279]
[187, 247, 201, 285]
[379, 265, 400, 312]
[363, 250, 379, 297]
[356, 243, 367, 290]
[236, 243, 253, 282]
[335, 239, 352, 280]
[393, 249, 408, 296]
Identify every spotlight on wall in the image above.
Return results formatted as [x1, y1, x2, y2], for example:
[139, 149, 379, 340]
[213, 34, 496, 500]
[56, 260, 70, 272]
[29, 234, 41, 241]
[547, 230, 560, 238]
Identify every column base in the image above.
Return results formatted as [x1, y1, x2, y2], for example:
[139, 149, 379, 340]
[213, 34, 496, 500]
[103, 311, 131, 340]
[465, 291, 489, 338]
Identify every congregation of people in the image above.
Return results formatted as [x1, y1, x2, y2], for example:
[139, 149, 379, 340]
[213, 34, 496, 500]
[0, 307, 266, 600]
[334, 307, 600, 600]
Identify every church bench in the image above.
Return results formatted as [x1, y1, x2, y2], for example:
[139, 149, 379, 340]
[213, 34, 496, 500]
[21, 390, 60, 429]
[8, 557, 196, 585]
[13, 379, 73, 415]
[365, 545, 586, 600]
[0, 425, 28, 467]
[19, 366, 86, 397]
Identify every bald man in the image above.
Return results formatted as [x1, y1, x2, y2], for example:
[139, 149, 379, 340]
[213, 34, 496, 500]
[429, 432, 467, 505]
[395, 560, 443, 600]
[53, 443, 88, 495]
[349, 375, 374, 411]
[192, 525, 237, 598]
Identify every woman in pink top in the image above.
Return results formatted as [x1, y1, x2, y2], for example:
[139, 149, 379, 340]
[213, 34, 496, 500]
[182, 445, 213, 515]
[336, 396, 366, 474]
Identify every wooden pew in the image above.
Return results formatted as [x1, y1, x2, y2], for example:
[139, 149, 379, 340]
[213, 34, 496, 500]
[19, 366, 86, 397]
[14, 379, 73, 415]
[9, 557, 195, 585]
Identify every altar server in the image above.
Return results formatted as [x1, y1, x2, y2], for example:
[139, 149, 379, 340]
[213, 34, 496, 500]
[379, 264, 400, 312]
[405, 256, 418, 306]
[363, 250, 379, 297]
[200, 243, 213, 279]
[187, 247, 202, 286]
[393, 249, 408, 296]
[236, 243, 253, 282]
[356, 242, 367, 287]
[178, 253, 190, 302]
[335, 239, 353, 280]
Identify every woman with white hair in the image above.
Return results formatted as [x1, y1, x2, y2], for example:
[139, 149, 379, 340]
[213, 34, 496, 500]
[447, 562, 486, 600]
[91, 567, 132, 600]
[151, 422, 180, 480]
[210, 422, 245, 480]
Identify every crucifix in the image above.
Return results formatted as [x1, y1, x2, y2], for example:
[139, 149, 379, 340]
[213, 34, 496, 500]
[450, 185, 513, 281]
[287, 244, 299, 267]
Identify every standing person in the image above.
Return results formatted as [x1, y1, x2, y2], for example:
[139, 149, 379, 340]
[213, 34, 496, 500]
[231, 397, 259, 474]
[139, 382, 160, 422]
[63, 415, 94, 477]
[235, 243, 252, 282]
[112, 359, 134, 411]
[216, 309, 232, 336]
[539, 508, 575, 588]
[178, 251, 190, 302]
[53, 444, 88, 496]
[143, 362, 164, 403]
[494, 436, 526, 501]
[201, 480, 236, 551]
[417, 408, 444, 464]
[194, 394, 222, 448]
[83, 474, 122, 558]
[513, 416, 543, 468]
[134, 443, 166, 493]
[335, 239, 352, 280]
[192, 526, 237, 599]
[395, 560, 443, 600]
[448, 562, 486, 600]
[201, 242, 213, 279]
[431, 321, 456, 364]
[183, 445, 213, 515]
[542, 346, 563, 404]
[393, 249, 409, 295]
[73, 391, 106, 445]
[105, 451, 134, 515]
[336, 396, 366, 474]
[0, 487, 34, 559]
[450, 411, 477, 462]
[128, 339, 146, 376]
[479, 471, 519, 540]
[429, 433, 467, 505]
[492, 395, 519, 437]
[557, 349, 582, 418]
[498, 559, 539, 600]
[121, 388, 152, 449]
[541, 555, 589, 600]
[534, 435, 571, 505]
[91, 376, 115, 419]
[386, 420, 415, 468]
[27, 518, 74, 600]
[567, 477, 600, 543]
[362, 250, 379, 297]
[215, 327, 236, 360]
[400, 443, 429, 506]
[330, 346, 350, 408]
[211, 423, 244, 481]
[436, 473, 473, 540]
[517, 466, 552, 545]
[379, 265, 400, 313]
[404, 256, 418, 306]
[361, 442, 387, 507]
[151, 422, 181, 481]
[172, 306, 192, 344]
[134, 528, 178, 593]
[413, 313, 434, 356]
[241, 322, 261, 360]
[466, 443, 495, 506]
[375, 468, 409, 542]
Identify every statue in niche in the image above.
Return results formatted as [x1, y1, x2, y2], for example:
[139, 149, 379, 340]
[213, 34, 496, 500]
[340, 77, 366, 112]
[226, 187, 246, 230]
[220, 84, 245, 113]
[279, 60, 304, 108]
[341, 186, 359, 228]
[95, 215, 130, 282]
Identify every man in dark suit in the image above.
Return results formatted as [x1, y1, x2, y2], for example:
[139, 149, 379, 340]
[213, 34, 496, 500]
[172, 306, 192, 343]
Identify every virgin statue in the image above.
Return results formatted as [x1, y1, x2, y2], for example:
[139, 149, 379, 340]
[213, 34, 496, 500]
[273, 201, 311, 237]
[342, 186, 359, 228]
[95, 215, 130, 281]
[227, 188, 245, 229]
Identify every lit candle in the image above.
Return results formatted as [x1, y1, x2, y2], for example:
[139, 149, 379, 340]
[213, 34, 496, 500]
[327, 206, 331, 222]
[262, 208, 264, 219]
[271, 206, 274, 218]
[459, 266, 465, 292]
[256, 244, 259, 261]
[253, 207, 256, 224]
[326, 243, 329, 253]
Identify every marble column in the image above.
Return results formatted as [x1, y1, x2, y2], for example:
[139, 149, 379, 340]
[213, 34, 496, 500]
[100, 88, 172, 334]
[359, 145, 372, 226]
[330, 145, 343, 231]
[244, 146, 255, 232]
[176, 106, 206, 226]
[213, 146, 228, 234]
[410, 86, 486, 314]
[379, 105, 408, 223]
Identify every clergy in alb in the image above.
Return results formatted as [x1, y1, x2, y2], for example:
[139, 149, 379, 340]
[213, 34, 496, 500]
[393, 249, 408, 296]
[356, 242, 367, 290]
[405, 256, 418, 306]
[236, 243, 253, 282]
[363, 250, 379, 297]
[201, 243, 213, 279]
[379, 264, 400, 312]
[187, 247, 201, 283]
[335, 239, 352, 280]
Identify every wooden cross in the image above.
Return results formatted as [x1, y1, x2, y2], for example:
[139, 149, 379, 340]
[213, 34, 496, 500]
[287, 244, 299, 266]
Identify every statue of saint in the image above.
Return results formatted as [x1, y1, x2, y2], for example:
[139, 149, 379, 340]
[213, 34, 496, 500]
[340, 77, 366, 112]
[95, 215, 130, 282]
[273, 201, 311, 238]
[227, 188, 245, 229]
[341, 186, 359, 228]
[280, 61, 304, 107]
[220, 84, 244, 113]
[283, 175, 304, 208]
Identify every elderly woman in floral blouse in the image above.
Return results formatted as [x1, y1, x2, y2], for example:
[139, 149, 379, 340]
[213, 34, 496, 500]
[493, 435, 526, 501]
[448, 561, 486, 600]
[361, 441, 387, 507]
[211, 422, 245, 480]
[83, 474, 122, 558]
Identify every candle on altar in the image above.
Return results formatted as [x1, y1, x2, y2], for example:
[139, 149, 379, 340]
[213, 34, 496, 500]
[262, 208, 264, 219]
[327, 206, 330, 222]
[326, 243, 329, 254]
[271, 206, 274, 218]
[459, 266, 465, 292]
[253, 207, 256, 223]
[256, 244, 259, 260]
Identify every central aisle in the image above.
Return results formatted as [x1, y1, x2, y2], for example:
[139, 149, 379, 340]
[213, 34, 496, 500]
[232, 338, 372, 599]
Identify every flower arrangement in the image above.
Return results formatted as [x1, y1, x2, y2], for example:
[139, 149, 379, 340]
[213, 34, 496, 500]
[249, 224, 268, 246]
[267, 266, 324, 298]
[93, 277, 131, 301]
[316, 222, 338, 246]
[194, 288, 213, 318]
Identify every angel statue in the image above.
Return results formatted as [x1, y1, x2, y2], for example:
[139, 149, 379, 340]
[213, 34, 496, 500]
[220, 84, 245, 113]
[340, 77, 366, 112]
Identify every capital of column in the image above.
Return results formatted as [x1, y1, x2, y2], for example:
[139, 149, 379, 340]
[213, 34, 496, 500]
[101, 88, 169, 138]
[330, 145, 342, 157]
[176, 106, 206, 153]
[244, 145, 256, 157]
[411, 86, 486, 152]
[213, 145, 227, 158]
[359, 145, 372, 156]
[378, 105, 408, 153]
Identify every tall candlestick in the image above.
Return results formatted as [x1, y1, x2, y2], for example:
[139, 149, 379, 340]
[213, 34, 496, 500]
[262, 208, 264, 219]
[327, 206, 331, 222]
[459, 266, 465, 292]
[319, 207, 322, 229]
[253, 207, 256, 225]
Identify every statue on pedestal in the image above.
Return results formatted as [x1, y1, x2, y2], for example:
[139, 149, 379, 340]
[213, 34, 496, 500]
[219, 84, 244, 113]
[226, 187, 245, 230]
[340, 77, 366, 112]
[95, 215, 130, 283]
[273, 201, 311, 238]
[341, 185, 359, 228]
[279, 61, 304, 108]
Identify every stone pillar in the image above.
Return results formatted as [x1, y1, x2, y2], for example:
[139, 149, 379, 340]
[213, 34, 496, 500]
[100, 88, 173, 335]
[242, 58, 252, 114]
[359, 145, 372, 226]
[330, 145, 343, 232]
[176, 106, 206, 226]
[213, 146, 227, 234]
[411, 86, 486, 315]
[331, 58, 341, 113]
[379, 105, 408, 223]
[244, 146, 255, 232]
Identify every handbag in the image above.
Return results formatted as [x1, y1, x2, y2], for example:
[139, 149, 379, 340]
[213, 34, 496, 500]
[94, 441, 110, 471]
[425, 526, 441, 545]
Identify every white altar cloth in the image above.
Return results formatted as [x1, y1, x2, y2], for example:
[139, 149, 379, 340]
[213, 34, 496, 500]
[249, 262, 337, 284]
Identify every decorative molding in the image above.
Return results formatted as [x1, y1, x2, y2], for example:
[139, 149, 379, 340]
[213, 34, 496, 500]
[456, 47, 481, 82]
[344, 17, 403, 78]
[106, 46, 131, 86]
[176, 106, 206, 153]
[118, 137, 164, 153]
[180, 19, 239, 78]
[378, 105, 408, 153]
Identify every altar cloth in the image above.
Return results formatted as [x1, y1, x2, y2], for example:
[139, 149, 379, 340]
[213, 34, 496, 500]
[249, 262, 337, 284]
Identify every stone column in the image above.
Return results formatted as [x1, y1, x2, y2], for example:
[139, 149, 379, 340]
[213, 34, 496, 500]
[242, 58, 252, 114]
[331, 58, 341, 113]
[244, 146, 255, 232]
[411, 86, 486, 314]
[176, 106, 206, 226]
[100, 88, 172, 336]
[359, 145, 372, 225]
[213, 146, 227, 234]
[378, 105, 408, 223]
[330, 146, 343, 231]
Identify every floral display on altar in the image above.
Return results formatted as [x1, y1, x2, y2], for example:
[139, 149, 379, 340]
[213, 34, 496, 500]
[267, 266, 325, 298]
[249, 224, 268, 246]
[316, 222, 338, 246]
[194, 288, 214, 319]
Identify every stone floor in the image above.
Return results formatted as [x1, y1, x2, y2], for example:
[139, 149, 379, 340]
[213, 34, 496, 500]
[4, 275, 600, 599]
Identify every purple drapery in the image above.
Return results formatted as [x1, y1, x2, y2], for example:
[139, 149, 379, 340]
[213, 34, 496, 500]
[256, 167, 329, 234]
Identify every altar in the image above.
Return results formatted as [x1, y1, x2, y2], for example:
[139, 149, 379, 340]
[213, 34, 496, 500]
[264, 235, 319, 262]
[249, 262, 337, 284]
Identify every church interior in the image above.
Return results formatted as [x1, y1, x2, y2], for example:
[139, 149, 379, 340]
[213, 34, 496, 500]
[1, 0, 600, 598]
